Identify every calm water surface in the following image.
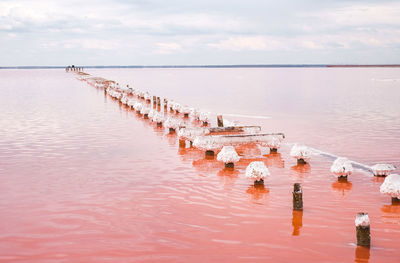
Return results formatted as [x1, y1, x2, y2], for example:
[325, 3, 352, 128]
[0, 68, 399, 262]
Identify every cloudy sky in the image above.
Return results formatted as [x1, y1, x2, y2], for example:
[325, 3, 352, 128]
[1, 0, 399, 66]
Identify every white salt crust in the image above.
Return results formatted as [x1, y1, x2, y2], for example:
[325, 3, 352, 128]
[164, 117, 181, 129]
[355, 213, 370, 227]
[217, 146, 240, 163]
[371, 163, 396, 176]
[245, 161, 270, 181]
[330, 157, 353, 177]
[152, 112, 164, 123]
[380, 174, 400, 199]
[290, 144, 311, 161]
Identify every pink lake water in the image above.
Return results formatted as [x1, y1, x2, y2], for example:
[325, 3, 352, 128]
[0, 68, 399, 262]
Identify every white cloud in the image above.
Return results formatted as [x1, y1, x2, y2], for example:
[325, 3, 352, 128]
[155, 42, 182, 54]
[208, 36, 282, 51]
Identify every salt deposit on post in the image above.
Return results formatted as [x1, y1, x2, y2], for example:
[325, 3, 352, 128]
[193, 136, 220, 157]
[134, 102, 143, 113]
[245, 161, 270, 185]
[379, 174, 400, 204]
[182, 106, 190, 118]
[140, 107, 150, 119]
[199, 112, 210, 125]
[355, 213, 371, 247]
[371, 163, 396, 177]
[165, 117, 181, 133]
[152, 112, 164, 127]
[259, 136, 282, 153]
[330, 157, 353, 180]
[290, 144, 311, 164]
[217, 146, 240, 168]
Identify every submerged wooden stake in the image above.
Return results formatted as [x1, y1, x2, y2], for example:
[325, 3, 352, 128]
[217, 115, 224, 127]
[338, 175, 348, 182]
[205, 150, 214, 157]
[293, 183, 303, 211]
[297, 158, 307, 165]
[169, 128, 176, 133]
[356, 213, 371, 247]
[254, 179, 264, 186]
[270, 148, 278, 153]
[225, 162, 234, 168]
[392, 197, 400, 204]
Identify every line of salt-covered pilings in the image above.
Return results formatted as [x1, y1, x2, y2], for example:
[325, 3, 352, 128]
[74, 70, 399, 252]
[66, 65, 84, 72]
[192, 133, 285, 157]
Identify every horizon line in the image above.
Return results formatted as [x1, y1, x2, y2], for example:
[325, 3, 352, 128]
[1, 64, 400, 69]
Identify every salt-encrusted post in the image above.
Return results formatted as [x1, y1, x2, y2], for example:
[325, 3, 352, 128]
[371, 164, 396, 177]
[217, 146, 240, 168]
[290, 144, 311, 165]
[379, 174, 400, 204]
[157, 97, 161, 106]
[153, 96, 156, 105]
[245, 161, 269, 186]
[355, 213, 370, 247]
[217, 115, 224, 127]
[164, 98, 168, 109]
[293, 183, 303, 210]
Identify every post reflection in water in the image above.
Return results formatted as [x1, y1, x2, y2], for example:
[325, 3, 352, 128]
[290, 163, 311, 179]
[331, 180, 353, 197]
[292, 210, 303, 236]
[263, 152, 285, 168]
[355, 246, 370, 263]
[246, 184, 270, 200]
[217, 168, 239, 189]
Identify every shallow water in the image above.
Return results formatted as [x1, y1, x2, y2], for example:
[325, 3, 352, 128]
[0, 68, 399, 262]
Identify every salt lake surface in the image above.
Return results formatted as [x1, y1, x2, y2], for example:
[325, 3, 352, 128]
[0, 68, 399, 262]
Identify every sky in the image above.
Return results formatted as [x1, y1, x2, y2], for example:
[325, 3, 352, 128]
[1, 0, 400, 66]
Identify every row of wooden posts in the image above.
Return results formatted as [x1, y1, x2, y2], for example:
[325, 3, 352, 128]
[75, 70, 372, 248]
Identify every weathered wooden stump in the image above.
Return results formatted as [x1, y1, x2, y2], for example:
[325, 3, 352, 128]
[205, 150, 214, 157]
[356, 213, 371, 247]
[297, 158, 307, 165]
[217, 115, 224, 127]
[225, 162, 234, 168]
[293, 183, 303, 211]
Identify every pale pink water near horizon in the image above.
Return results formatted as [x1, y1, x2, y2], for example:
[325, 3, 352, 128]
[0, 68, 399, 262]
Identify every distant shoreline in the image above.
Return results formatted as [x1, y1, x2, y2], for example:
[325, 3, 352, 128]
[1, 64, 399, 69]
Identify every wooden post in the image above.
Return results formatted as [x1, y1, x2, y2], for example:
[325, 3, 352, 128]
[157, 97, 161, 106]
[217, 115, 224, 127]
[293, 183, 303, 210]
[297, 158, 307, 165]
[225, 162, 234, 168]
[179, 139, 186, 148]
[338, 175, 348, 182]
[356, 213, 371, 247]
[254, 179, 264, 185]
[153, 96, 156, 105]
[392, 197, 400, 204]
[205, 150, 214, 157]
